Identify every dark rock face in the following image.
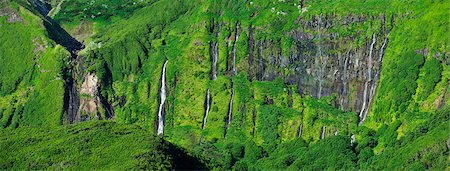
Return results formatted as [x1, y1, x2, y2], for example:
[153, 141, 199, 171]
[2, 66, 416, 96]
[247, 14, 392, 116]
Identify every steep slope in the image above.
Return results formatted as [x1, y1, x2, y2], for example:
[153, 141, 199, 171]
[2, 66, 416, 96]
[0, 0, 70, 128]
[74, 0, 448, 144]
[0, 121, 206, 170]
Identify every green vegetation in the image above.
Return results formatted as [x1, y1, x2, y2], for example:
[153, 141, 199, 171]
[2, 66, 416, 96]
[0, 1, 70, 128]
[0, 0, 448, 170]
[0, 121, 205, 170]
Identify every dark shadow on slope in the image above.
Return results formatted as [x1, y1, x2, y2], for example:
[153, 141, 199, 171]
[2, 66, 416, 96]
[41, 17, 83, 52]
[19, 0, 83, 52]
[164, 141, 208, 170]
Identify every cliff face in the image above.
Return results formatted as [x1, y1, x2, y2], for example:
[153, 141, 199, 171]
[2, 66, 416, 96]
[245, 14, 392, 120]
[60, 0, 447, 148]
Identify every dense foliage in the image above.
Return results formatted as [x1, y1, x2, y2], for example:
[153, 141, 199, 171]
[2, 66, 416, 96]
[0, 0, 448, 170]
[0, 121, 205, 170]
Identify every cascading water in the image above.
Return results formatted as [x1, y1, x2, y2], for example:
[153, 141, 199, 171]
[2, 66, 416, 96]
[202, 89, 211, 130]
[340, 53, 350, 111]
[316, 14, 325, 98]
[321, 126, 326, 139]
[359, 34, 376, 124]
[297, 123, 303, 138]
[225, 82, 235, 134]
[350, 134, 356, 146]
[232, 22, 240, 75]
[363, 36, 389, 123]
[359, 81, 369, 120]
[210, 42, 218, 80]
[157, 60, 168, 135]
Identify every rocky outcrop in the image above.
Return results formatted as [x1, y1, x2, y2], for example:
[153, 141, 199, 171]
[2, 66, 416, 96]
[78, 73, 101, 121]
[67, 72, 113, 123]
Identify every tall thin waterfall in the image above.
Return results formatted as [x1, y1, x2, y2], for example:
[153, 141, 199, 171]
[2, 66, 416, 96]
[316, 14, 325, 98]
[297, 123, 303, 138]
[232, 22, 240, 75]
[321, 126, 326, 139]
[224, 82, 235, 136]
[211, 42, 218, 80]
[202, 89, 211, 130]
[359, 34, 376, 124]
[340, 53, 350, 111]
[227, 83, 235, 128]
[363, 36, 389, 122]
[157, 60, 168, 135]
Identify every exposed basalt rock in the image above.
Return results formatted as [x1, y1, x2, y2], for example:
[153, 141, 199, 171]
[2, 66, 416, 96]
[78, 73, 101, 121]
[69, 72, 113, 123]
[248, 14, 393, 118]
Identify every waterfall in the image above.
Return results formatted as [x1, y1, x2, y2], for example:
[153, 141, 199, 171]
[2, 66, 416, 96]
[226, 82, 235, 130]
[202, 89, 211, 130]
[378, 37, 389, 66]
[350, 134, 356, 146]
[334, 130, 338, 136]
[157, 60, 168, 135]
[321, 126, 326, 139]
[364, 36, 389, 120]
[210, 42, 218, 80]
[316, 14, 325, 98]
[359, 34, 376, 124]
[297, 123, 303, 138]
[232, 22, 240, 75]
[359, 81, 369, 120]
[340, 53, 350, 110]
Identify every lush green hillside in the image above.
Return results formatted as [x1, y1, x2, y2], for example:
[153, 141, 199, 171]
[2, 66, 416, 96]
[0, 0, 70, 128]
[0, 0, 448, 170]
[0, 121, 205, 170]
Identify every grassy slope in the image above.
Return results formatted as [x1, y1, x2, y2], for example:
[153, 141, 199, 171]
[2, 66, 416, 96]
[0, 1, 70, 128]
[0, 121, 205, 170]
